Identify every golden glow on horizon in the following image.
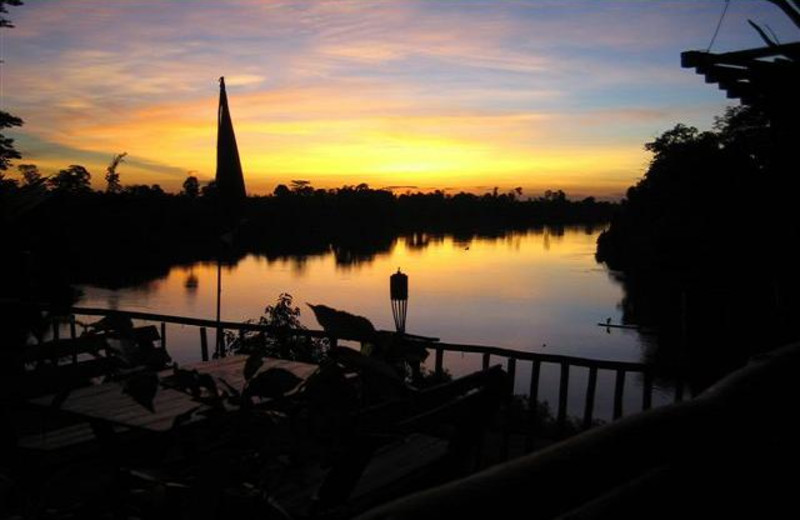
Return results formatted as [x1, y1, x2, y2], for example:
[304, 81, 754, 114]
[31, 91, 648, 196]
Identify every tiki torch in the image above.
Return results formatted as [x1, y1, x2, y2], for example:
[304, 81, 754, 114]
[390, 269, 408, 334]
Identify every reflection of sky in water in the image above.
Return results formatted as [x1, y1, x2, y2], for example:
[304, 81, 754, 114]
[77, 228, 655, 420]
[78, 228, 638, 361]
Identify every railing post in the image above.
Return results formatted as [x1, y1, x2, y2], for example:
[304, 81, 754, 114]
[501, 356, 516, 462]
[216, 327, 226, 358]
[643, 372, 654, 411]
[69, 315, 78, 364]
[613, 369, 626, 420]
[526, 359, 542, 452]
[507, 358, 517, 392]
[69, 315, 77, 339]
[583, 366, 598, 430]
[200, 327, 209, 362]
[52, 319, 60, 341]
[557, 362, 570, 435]
[435, 347, 443, 378]
[161, 321, 167, 351]
[529, 360, 541, 405]
[482, 352, 491, 370]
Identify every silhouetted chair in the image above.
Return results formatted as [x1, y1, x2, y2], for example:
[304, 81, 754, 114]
[353, 342, 800, 520]
[276, 364, 509, 519]
[13, 325, 169, 399]
[9, 324, 170, 466]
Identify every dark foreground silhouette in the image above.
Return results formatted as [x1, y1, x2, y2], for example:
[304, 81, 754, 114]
[597, 3, 800, 387]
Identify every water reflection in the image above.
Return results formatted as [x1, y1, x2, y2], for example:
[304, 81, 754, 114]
[78, 226, 641, 368]
[184, 270, 199, 292]
[330, 233, 397, 270]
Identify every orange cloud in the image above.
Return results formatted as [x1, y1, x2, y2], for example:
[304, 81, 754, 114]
[13, 77, 650, 195]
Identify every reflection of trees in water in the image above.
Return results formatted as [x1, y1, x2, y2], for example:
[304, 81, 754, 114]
[105, 291, 120, 310]
[582, 223, 601, 235]
[607, 264, 800, 391]
[184, 271, 198, 292]
[405, 232, 445, 251]
[330, 233, 397, 269]
[7, 176, 612, 291]
[289, 256, 309, 277]
[71, 225, 599, 290]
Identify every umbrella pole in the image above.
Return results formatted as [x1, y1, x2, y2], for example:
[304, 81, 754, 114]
[216, 254, 223, 357]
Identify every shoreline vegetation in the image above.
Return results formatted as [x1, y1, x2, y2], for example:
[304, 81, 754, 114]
[1, 178, 615, 288]
[596, 105, 800, 385]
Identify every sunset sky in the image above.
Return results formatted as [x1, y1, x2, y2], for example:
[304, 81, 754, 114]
[1, 0, 794, 198]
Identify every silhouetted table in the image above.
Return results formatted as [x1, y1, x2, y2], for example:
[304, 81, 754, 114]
[28, 356, 318, 433]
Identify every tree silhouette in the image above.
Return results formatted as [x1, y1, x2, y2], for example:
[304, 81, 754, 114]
[124, 183, 164, 196]
[0, 2, 24, 170]
[17, 163, 41, 185]
[596, 108, 767, 271]
[0, 111, 22, 172]
[201, 179, 218, 197]
[290, 179, 314, 196]
[594, 104, 795, 383]
[273, 183, 290, 197]
[49, 165, 92, 193]
[0, 0, 23, 29]
[182, 175, 200, 198]
[105, 152, 127, 193]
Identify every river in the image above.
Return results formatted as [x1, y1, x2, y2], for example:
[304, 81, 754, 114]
[77, 226, 668, 420]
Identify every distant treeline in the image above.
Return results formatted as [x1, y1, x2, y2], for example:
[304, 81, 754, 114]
[1, 172, 614, 287]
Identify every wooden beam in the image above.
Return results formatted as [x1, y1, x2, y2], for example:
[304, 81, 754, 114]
[681, 43, 800, 69]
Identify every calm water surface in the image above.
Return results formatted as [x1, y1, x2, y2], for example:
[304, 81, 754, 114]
[78, 227, 659, 418]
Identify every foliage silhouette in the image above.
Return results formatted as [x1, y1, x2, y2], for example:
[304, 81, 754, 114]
[227, 293, 330, 364]
[17, 163, 41, 186]
[0, 111, 22, 173]
[596, 105, 800, 385]
[0, 0, 22, 28]
[182, 175, 200, 198]
[104, 152, 127, 194]
[0, 2, 23, 172]
[48, 164, 92, 193]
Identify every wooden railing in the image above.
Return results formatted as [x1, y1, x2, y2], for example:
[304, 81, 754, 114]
[37, 305, 686, 441]
[431, 342, 686, 437]
[55, 305, 339, 361]
[355, 343, 800, 519]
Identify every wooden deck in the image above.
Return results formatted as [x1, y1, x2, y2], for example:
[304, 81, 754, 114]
[21, 304, 691, 466]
